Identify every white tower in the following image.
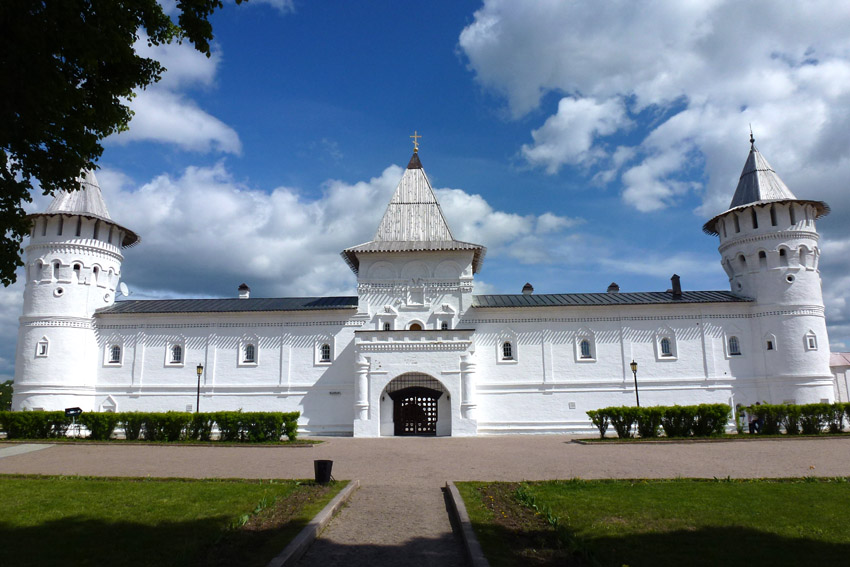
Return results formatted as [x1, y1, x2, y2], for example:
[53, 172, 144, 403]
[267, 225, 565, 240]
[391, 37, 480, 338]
[703, 137, 835, 403]
[12, 171, 139, 411]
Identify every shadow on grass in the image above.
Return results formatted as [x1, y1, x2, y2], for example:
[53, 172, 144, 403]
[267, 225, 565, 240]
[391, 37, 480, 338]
[0, 515, 311, 567]
[585, 525, 850, 566]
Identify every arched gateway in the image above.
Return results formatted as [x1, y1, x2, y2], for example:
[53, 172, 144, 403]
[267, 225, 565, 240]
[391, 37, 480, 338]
[384, 373, 447, 436]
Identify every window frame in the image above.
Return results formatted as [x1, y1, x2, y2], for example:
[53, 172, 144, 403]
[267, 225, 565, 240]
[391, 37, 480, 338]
[165, 340, 186, 367]
[575, 329, 596, 362]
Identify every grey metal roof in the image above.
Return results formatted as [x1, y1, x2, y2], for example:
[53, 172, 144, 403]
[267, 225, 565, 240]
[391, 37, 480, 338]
[341, 152, 486, 274]
[31, 170, 141, 247]
[703, 142, 829, 235]
[97, 296, 358, 315]
[472, 291, 750, 308]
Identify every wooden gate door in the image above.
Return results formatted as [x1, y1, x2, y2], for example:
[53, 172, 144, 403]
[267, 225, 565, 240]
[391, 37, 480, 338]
[389, 386, 442, 436]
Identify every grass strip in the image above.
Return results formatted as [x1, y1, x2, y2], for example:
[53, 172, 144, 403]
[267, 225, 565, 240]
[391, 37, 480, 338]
[457, 478, 850, 567]
[0, 474, 343, 567]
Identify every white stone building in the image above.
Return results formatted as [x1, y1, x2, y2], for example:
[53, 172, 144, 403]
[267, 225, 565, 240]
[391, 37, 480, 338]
[11, 142, 844, 436]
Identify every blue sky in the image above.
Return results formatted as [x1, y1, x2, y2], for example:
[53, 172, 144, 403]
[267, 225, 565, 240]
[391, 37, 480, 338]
[3, 0, 850, 381]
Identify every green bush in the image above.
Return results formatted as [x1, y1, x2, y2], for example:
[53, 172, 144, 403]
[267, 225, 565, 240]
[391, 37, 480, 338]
[79, 412, 120, 440]
[120, 413, 144, 440]
[826, 403, 845, 434]
[734, 404, 746, 434]
[586, 410, 609, 439]
[242, 412, 284, 442]
[636, 407, 663, 438]
[603, 406, 639, 439]
[0, 411, 70, 439]
[800, 403, 830, 434]
[189, 413, 214, 441]
[693, 404, 731, 437]
[660, 405, 697, 438]
[782, 405, 802, 435]
[282, 412, 299, 441]
[747, 404, 784, 435]
[214, 411, 244, 441]
[141, 412, 191, 441]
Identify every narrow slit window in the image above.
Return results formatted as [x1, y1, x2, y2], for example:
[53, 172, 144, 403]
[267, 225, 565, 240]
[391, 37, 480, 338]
[502, 341, 513, 360]
[770, 205, 777, 226]
[41, 218, 47, 236]
[107, 225, 114, 244]
[751, 208, 758, 229]
[766, 340, 774, 351]
[75, 217, 82, 236]
[320, 343, 331, 362]
[758, 250, 767, 268]
[779, 248, 788, 267]
[789, 205, 797, 225]
[734, 214, 740, 233]
[52, 261, 60, 280]
[93, 220, 100, 240]
[58, 216, 64, 235]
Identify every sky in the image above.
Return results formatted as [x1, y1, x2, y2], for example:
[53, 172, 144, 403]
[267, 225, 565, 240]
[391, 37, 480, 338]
[3, 0, 850, 381]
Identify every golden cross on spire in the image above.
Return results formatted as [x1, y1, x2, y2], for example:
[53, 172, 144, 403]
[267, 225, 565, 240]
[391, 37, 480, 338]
[409, 130, 422, 153]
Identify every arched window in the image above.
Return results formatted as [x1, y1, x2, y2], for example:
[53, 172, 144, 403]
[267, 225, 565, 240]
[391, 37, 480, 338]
[789, 204, 797, 225]
[244, 343, 256, 363]
[502, 341, 513, 360]
[109, 345, 121, 364]
[660, 337, 672, 357]
[409, 323, 423, 331]
[383, 322, 391, 331]
[580, 339, 592, 359]
[171, 344, 183, 364]
[92, 266, 99, 286]
[758, 250, 767, 268]
[441, 321, 449, 330]
[779, 248, 788, 267]
[52, 260, 60, 280]
[750, 208, 758, 229]
[769, 205, 777, 226]
[58, 216, 64, 235]
[728, 336, 741, 356]
[320, 343, 331, 362]
[73, 263, 81, 281]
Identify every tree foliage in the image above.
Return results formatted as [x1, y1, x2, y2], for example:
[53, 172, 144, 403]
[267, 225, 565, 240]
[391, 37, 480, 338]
[0, 380, 12, 411]
[0, 0, 238, 285]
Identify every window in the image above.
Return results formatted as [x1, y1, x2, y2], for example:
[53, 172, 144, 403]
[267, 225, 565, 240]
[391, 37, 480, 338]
[441, 321, 449, 330]
[109, 345, 121, 364]
[804, 332, 817, 351]
[107, 225, 114, 244]
[579, 339, 591, 359]
[770, 205, 777, 226]
[73, 263, 81, 281]
[758, 250, 767, 268]
[409, 323, 423, 331]
[244, 343, 256, 363]
[52, 261, 60, 280]
[384, 322, 391, 331]
[766, 340, 774, 351]
[171, 344, 183, 364]
[728, 336, 741, 356]
[502, 341, 513, 360]
[734, 214, 740, 233]
[660, 337, 672, 357]
[751, 208, 758, 229]
[93, 220, 100, 240]
[75, 217, 82, 237]
[41, 218, 47, 236]
[36, 337, 49, 358]
[58, 216, 64, 235]
[789, 204, 797, 225]
[320, 343, 331, 362]
[779, 248, 788, 267]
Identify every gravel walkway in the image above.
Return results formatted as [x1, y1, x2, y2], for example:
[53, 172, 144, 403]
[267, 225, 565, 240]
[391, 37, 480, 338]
[2, 436, 849, 566]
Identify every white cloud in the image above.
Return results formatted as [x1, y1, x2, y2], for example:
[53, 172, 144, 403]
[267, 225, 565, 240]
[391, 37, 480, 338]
[521, 97, 629, 173]
[459, 0, 850, 221]
[108, 35, 241, 154]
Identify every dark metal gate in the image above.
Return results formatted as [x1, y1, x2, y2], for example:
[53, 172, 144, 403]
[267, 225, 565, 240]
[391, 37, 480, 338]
[386, 373, 446, 437]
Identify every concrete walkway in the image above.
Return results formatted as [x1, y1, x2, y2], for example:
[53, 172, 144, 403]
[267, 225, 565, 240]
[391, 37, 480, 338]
[0, 443, 53, 459]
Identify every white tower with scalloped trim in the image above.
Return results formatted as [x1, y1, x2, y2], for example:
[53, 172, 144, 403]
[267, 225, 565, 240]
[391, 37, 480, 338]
[12, 172, 139, 411]
[703, 138, 835, 403]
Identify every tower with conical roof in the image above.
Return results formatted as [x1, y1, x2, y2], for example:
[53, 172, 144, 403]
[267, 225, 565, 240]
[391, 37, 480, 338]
[704, 137, 834, 403]
[13, 171, 139, 411]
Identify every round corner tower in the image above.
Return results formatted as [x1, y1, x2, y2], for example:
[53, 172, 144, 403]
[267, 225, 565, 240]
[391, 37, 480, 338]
[12, 171, 139, 411]
[703, 137, 834, 403]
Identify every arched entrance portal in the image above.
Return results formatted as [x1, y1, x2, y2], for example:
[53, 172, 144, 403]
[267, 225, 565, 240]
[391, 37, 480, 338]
[385, 373, 446, 436]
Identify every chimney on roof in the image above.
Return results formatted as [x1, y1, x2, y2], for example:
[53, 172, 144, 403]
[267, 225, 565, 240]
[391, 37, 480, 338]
[671, 274, 682, 299]
[238, 283, 250, 299]
[607, 282, 620, 293]
[522, 282, 534, 295]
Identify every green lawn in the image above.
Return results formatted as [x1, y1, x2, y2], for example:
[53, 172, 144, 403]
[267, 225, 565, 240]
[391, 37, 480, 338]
[457, 478, 850, 567]
[0, 475, 343, 567]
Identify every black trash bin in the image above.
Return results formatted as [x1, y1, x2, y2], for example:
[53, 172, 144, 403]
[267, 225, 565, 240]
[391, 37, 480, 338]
[314, 459, 333, 484]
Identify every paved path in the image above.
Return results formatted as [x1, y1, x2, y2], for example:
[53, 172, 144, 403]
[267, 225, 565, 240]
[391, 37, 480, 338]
[2, 436, 849, 566]
[0, 443, 53, 459]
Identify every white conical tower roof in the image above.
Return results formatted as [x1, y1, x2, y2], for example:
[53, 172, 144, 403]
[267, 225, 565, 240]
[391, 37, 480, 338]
[703, 136, 829, 235]
[32, 170, 140, 247]
[342, 151, 485, 274]
[46, 170, 112, 219]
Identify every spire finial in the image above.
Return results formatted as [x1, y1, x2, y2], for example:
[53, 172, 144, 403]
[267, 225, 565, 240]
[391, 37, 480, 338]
[409, 130, 421, 153]
[749, 124, 755, 148]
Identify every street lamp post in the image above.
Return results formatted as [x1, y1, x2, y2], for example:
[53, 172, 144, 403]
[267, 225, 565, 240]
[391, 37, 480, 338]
[196, 363, 204, 414]
[629, 360, 640, 407]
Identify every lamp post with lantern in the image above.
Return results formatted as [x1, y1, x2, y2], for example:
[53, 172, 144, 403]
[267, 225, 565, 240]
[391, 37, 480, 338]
[630, 360, 640, 407]
[195, 363, 204, 413]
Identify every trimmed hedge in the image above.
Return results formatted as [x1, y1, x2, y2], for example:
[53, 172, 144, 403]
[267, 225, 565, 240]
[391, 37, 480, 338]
[0, 410, 300, 442]
[587, 404, 731, 439]
[742, 402, 850, 435]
